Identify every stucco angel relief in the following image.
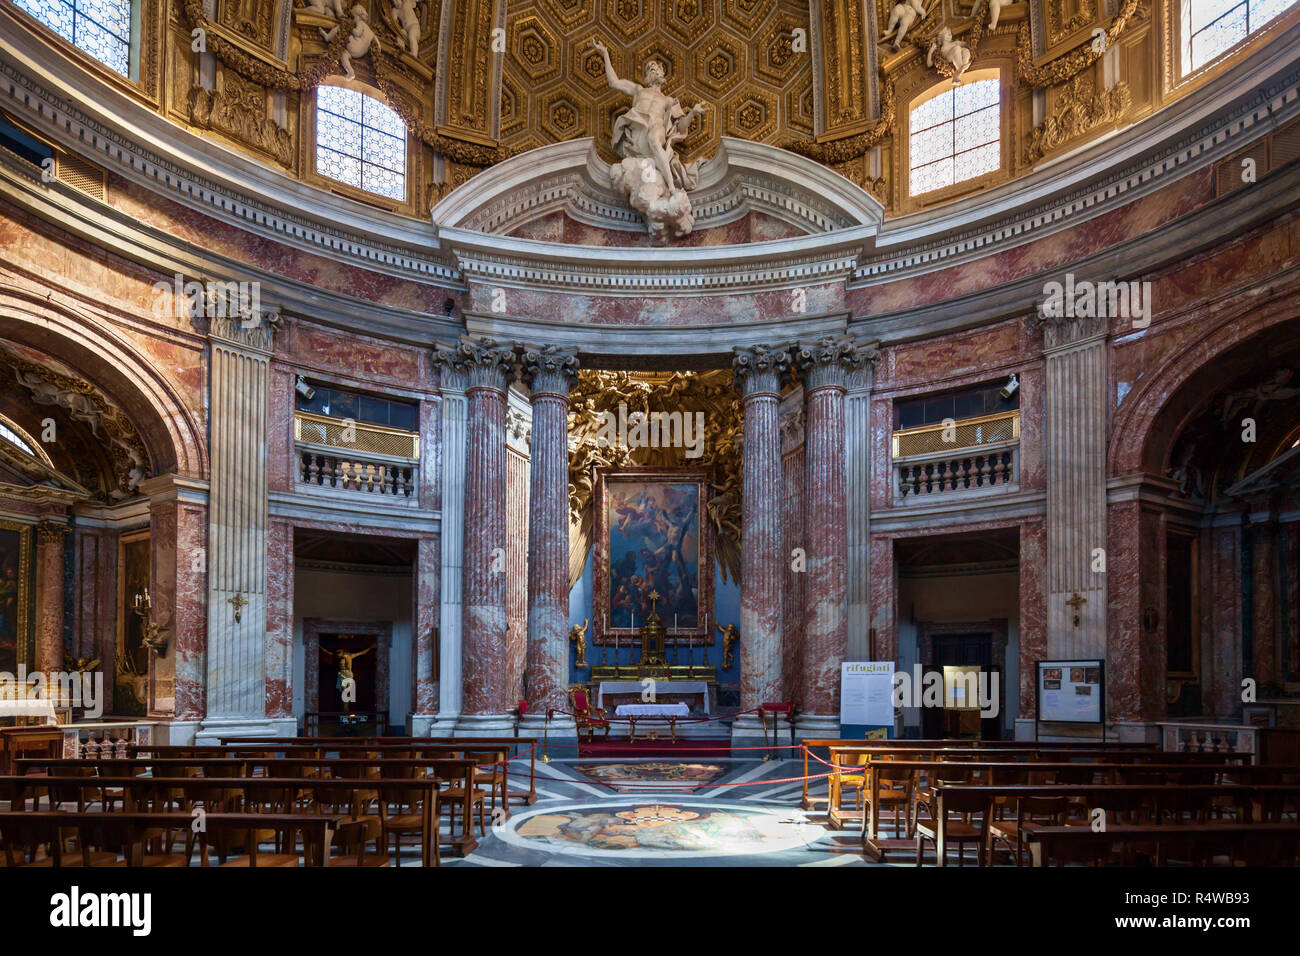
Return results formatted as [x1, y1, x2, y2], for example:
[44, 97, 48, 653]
[590, 39, 711, 243]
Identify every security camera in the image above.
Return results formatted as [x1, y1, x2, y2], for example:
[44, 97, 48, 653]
[295, 375, 316, 401]
[999, 373, 1019, 400]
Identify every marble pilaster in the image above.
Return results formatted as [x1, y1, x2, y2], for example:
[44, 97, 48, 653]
[845, 343, 879, 662]
[519, 345, 579, 740]
[1042, 314, 1109, 660]
[428, 358, 468, 735]
[197, 316, 293, 743]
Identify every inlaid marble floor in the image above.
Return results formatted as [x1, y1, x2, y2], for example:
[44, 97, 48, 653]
[432, 757, 879, 868]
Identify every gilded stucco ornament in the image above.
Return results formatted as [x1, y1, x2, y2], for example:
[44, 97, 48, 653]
[590, 38, 712, 243]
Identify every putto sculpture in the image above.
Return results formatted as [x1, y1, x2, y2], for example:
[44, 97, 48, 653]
[590, 38, 710, 243]
[927, 27, 971, 84]
[881, 0, 927, 49]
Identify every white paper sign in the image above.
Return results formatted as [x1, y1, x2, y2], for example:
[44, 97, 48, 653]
[841, 661, 895, 726]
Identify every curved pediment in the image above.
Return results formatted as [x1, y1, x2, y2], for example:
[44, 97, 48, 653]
[431, 137, 884, 242]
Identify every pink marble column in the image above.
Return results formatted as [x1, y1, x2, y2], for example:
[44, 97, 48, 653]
[411, 535, 440, 730]
[521, 346, 578, 734]
[439, 337, 517, 733]
[265, 520, 293, 719]
[794, 337, 866, 735]
[1018, 519, 1048, 727]
[34, 519, 69, 676]
[733, 345, 790, 715]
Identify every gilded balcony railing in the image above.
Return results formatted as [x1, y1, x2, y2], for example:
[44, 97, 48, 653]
[294, 410, 419, 460]
[892, 410, 1020, 501]
[891, 409, 1019, 459]
[293, 410, 419, 498]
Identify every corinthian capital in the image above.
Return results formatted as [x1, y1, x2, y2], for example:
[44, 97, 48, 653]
[434, 336, 517, 391]
[793, 336, 865, 390]
[732, 344, 791, 397]
[520, 344, 579, 393]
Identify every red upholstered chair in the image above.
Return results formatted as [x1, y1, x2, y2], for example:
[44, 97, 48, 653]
[568, 687, 610, 742]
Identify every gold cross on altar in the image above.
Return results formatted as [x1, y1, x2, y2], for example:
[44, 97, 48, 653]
[647, 590, 661, 606]
[228, 592, 248, 623]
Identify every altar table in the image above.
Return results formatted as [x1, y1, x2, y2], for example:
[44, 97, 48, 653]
[614, 703, 691, 718]
[598, 681, 711, 715]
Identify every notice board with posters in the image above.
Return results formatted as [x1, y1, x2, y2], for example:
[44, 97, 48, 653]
[1036, 659, 1104, 724]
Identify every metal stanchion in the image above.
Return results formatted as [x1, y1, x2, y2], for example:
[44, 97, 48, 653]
[541, 709, 551, 763]
[759, 708, 774, 761]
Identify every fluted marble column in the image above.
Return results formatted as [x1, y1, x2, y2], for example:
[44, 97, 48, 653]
[34, 518, 69, 676]
[449, 337, 518, 736]
[794, 337, 863, 738]
[519, 345, 579, 740]
[729, 344, 791, 746]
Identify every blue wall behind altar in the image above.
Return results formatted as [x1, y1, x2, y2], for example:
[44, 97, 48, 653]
[567, 551, 741, 692]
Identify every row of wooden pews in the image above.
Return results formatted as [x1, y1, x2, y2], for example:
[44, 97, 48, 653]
[809, 740, 1298, 866]
[0, 735, 538, 867]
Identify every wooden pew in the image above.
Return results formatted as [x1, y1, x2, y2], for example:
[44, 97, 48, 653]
[1025, 822, 1300, 867]
[126, 743, 515, 818]
[856, 764, 1300, 859]
[0, 811, 339, 867]
[914, 783, 1300, 866]
[797, 738, 1159, 810]
[0, 775, 442, 865]
[217, 735, 540, 805]
[827, 751, 1243, 832]
[14, 756, 481, 856]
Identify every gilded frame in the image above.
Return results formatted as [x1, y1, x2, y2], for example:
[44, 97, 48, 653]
[593, 467, 713, 648]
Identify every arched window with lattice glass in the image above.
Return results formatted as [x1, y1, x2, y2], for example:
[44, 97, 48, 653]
[12, 0, 136, 77]
[908, 78, 1001, 198]
[1182, 0, 1297, 74]
[314, 85, 408, 202]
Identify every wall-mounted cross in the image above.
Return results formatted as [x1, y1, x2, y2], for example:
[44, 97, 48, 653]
[1064, 591, 1087, 627]
[228, 592, 248, 623]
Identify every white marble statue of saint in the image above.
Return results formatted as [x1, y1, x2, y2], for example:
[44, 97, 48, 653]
[590, 38, 710, 242]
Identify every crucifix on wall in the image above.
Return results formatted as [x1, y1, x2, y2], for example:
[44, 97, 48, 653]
[1064, 591, 1087, 628]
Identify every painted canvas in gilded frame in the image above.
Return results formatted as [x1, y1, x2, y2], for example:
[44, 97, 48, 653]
[0, 520, 32, 673]
[594, 468, 713, 646]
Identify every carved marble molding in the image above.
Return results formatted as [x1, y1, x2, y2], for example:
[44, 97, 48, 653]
[732, 344, 793, 397]
[505, 389, 532, 455]
[1039, 313, 1110, 352]
[779, 394, 806, 455]
[519, 344, 579, 393]
[434, 335, 517, 392]
[436, 138, 882, 239]
[792, 335, 870, 390]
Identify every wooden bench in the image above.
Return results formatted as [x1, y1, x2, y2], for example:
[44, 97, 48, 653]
[218, 735, 540, 805]
[0, 811, 339, 867]
[912, 782, 1300, 866]
[832, 755, 1250, 833]
[14, 756, 481, 856]
[1024, 822, 1300, 867]
[797, 738, 1159, 810]
[127, 743, 515, 817]
[0, 774, 442, 865]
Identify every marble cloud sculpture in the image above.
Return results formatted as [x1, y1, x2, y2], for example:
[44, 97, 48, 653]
[590, 38, 711, 243]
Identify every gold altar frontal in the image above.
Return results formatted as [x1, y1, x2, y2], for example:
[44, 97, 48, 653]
[590, 664, 718, 682]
